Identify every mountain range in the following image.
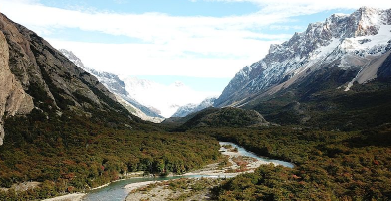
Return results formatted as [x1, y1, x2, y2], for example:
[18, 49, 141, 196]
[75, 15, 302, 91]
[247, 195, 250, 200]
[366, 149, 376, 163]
[215, 7, 391, 108]
[171, 97, 217, 118]
[203, 7, 391, 130]
[58, 49, 215, 119]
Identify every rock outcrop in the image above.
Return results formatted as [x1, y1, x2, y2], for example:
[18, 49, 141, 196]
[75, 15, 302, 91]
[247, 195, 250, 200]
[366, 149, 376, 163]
[0, 31, 33, 145]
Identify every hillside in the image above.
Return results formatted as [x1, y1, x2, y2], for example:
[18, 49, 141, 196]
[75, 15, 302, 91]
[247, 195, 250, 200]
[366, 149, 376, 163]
[176, 107, 269, 131]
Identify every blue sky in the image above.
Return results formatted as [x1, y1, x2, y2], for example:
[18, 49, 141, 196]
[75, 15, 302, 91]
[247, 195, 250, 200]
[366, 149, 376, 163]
[38, 0, 260, 16]
[1, 0, 390, 97]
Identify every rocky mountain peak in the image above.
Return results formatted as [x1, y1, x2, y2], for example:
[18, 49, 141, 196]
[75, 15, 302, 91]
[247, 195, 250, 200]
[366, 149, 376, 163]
[59, 49, 85, 68]
[215, 7, 391, 107]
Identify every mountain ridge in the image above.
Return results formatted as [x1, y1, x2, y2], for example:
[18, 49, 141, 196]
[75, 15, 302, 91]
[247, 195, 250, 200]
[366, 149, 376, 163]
[58, 49, 164, 123]
[0, 12, 141, 145]
[215, 7, 391, 108]
[171, 97, 217, 118]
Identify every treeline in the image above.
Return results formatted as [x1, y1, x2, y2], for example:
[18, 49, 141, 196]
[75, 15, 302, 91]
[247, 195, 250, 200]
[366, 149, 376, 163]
[192, 126, 391, 200]
[0, 110, 220, 200]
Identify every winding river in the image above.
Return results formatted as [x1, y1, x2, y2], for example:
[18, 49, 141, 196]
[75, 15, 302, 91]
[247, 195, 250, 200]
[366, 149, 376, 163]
[82, 142, 294, 201]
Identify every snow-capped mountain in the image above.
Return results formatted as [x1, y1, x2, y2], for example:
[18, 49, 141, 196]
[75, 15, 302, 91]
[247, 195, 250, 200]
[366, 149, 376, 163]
[121, 76, 214, 118]
[172, 97, 217, 117]
[215, 7, 391, 107]
[59, 49, 164, 123]
[59, 49, 214, 119]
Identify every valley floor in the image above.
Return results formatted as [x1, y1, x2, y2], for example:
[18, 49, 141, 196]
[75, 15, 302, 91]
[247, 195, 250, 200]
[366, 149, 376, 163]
[42, 193, 85, 201]
[125, 143, 280, 200]
[125, 178, 220, 201]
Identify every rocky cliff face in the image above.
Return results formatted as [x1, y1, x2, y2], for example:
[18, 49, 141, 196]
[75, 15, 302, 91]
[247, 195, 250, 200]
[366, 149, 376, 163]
[215, 7, 391, 107]
[0, 31, 33, 145]
[0, 13, 130, 145]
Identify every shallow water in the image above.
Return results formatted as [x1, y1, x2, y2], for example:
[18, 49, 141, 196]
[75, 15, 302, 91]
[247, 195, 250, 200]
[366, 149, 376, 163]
[219, 142, 295, 168]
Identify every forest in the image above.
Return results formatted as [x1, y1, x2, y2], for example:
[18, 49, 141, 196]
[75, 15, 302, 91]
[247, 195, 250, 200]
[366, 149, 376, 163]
[199, 126, 391, 200]
[0, 71, 390, 200]
[1, 100, 391, 200]
[0, 109, 220, 200]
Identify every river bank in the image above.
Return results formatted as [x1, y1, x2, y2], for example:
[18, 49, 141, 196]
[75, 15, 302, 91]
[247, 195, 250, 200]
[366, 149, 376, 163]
[183, 142, 284, 177]
[43, 172, 146, 201]
[42, 193, 85, 201]
[78, 142, 293, 201]
[125, 177, 221, 201]
[124, 142, 293, 200]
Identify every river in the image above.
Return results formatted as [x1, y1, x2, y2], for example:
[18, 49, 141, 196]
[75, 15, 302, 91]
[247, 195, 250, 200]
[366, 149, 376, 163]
[82, 142, 294, 201]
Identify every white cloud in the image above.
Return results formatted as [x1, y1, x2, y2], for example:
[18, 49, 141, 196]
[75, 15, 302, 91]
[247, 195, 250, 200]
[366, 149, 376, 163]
[3, 0, 390, 110]
[2, 0, 390, 80]
[122, 77, 217, 117]
[48, 39, 277, 78]
[0, 1, 287, 42]
[0, 0, 291, 78]
[207, 0, 391, 16]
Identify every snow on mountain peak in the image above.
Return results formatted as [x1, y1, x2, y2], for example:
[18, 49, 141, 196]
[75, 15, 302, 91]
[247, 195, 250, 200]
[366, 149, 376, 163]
[215, 7, 391, 107]
[172, 96, 217, 117]
[59, 49, 85, 68]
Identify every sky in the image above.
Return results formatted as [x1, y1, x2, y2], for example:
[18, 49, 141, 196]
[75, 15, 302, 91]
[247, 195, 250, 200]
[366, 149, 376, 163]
[1, 0, 391, 113]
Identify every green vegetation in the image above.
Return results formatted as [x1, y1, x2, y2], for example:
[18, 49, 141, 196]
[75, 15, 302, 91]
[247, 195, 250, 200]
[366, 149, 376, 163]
[2, 61, 391, 201]
[201, 125, 391, 200]
[222, 144, 233, 149]
[248, 79, 391, 130]
[198, 79, 390, 200]
[0, 110, 220, 200]
[176, 107, 267, 131]
[0, 74, 220, 200]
